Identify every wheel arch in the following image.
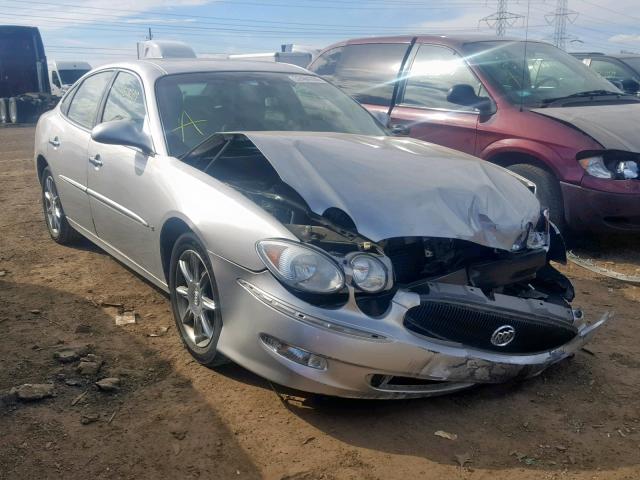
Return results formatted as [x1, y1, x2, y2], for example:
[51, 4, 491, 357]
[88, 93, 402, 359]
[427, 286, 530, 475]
[159, 217, 194, 284]
[36, 154, 49, 184]
[481, 139, 562, 178]
[488, 150, 554, 174]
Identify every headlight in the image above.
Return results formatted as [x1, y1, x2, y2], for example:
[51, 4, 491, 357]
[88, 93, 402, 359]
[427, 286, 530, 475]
[579, 156, 612, 178]
[579, 156, 639, 180]
[257, 239, 345, 293]
[349, 254, 388, 293]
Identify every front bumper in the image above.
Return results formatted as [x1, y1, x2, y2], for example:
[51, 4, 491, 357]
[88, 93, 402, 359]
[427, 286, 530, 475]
[561, 181, 640, 233]
[210, 253, 607, 399]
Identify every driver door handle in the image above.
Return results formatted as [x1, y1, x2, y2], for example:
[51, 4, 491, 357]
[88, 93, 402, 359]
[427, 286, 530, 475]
[49, 137, 60, 147]
[88, 154, 103, 168]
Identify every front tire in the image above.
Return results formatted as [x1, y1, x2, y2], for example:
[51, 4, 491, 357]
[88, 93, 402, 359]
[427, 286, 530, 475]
[169, 232, 227, 367]
[507, 163, 567, 233]
[41, 166, 80, 244]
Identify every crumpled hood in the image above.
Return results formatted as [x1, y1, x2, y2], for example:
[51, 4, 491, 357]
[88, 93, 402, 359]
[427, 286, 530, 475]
[532, 103, 640, 151]
[241, 132, 540, 251]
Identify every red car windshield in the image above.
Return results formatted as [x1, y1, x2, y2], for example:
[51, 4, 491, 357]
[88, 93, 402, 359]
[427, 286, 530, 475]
[463, 41, 621, 107]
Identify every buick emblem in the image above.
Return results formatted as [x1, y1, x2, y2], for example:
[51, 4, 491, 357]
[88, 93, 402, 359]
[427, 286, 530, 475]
[490, 325, 516, 347]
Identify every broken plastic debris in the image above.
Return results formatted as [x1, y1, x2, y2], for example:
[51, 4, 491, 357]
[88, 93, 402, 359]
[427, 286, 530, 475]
[115, 311, 137, 326]
[434, 430, 458, 441]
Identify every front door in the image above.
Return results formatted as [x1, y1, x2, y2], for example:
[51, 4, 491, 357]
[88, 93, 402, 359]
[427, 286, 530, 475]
[389, 44, 480, 155]
[86, 71, 158, 274]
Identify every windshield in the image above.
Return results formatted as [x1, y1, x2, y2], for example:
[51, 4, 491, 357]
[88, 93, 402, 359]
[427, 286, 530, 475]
[462, 41, 621, 107]
[58, 69, 90, 85]
[622, 57, 640, 75]
[156, 71, 386, 157]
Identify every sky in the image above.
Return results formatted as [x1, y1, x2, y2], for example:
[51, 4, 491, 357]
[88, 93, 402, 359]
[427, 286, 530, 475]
[1, 0, 639, 64]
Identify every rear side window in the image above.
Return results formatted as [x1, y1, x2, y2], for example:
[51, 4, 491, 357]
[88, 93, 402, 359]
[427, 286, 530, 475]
[66, 71, 112, 128]
[402, 44, 481, 111]
[590, 58, 635, 82]
[102, 71, 146, 126]
[310, 43, 408, 107]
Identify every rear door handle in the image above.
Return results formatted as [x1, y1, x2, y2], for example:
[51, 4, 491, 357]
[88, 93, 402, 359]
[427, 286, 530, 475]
[49, 137, 60, 147]
[88, 154, 103, 168]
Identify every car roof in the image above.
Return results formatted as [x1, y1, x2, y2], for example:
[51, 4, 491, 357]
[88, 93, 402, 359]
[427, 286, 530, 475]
[322, 34, 532, 50]
[91, 58, 310, 83]
[572, 52, 640, 60]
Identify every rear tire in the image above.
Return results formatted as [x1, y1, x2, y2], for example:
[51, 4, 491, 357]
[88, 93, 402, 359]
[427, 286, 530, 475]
[8, 97, 37, 124]
[0, 98, 7, 123]
[169, 232, 228, 367]
[9, 97, 18, 124]
[41, 166, 81, 244]
[507, 163, 567, 233]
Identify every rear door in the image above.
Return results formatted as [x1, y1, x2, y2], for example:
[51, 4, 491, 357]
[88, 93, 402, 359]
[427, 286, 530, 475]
[47, 70, 114, 233]
[309, 42, 411, 120]
[389, 44, 481, 154]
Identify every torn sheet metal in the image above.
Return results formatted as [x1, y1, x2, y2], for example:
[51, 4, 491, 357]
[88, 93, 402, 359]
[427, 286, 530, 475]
[532, 104, 640, 152]
[242, 131, 540, 251]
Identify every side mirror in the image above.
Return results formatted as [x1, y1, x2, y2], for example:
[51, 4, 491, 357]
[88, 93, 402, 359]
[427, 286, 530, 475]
[370, 110, 390, 128]
[446, 83, 496, 115]
[91, 120, 154, 156]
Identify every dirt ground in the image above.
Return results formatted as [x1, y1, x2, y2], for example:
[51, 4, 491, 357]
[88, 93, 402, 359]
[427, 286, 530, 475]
[1, 126, 639, 480]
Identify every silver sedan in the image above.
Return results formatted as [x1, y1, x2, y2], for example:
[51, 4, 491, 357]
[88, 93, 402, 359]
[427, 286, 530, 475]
[34, 58, 606, 399]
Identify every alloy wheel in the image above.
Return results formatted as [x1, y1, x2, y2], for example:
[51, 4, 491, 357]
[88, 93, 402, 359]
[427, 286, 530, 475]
[43, 175, 62, 237]
[174, 249, 218, 348]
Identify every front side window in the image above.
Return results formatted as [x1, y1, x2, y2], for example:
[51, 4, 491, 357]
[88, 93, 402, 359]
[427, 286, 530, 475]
[156, 71, 386, 157]
[463, 41, 620, 107]
[102, 71, 146, 126]
[310, 43, 409, 107]
[402, 44, 481, 111]
[66, 71, 112, 128]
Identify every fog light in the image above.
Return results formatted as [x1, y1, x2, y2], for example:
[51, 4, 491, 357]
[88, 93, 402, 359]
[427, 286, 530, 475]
[260, 334, 328, 370]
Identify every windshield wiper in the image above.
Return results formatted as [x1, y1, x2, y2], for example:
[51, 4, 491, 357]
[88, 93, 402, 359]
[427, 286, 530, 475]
[541, 89, 628, 105]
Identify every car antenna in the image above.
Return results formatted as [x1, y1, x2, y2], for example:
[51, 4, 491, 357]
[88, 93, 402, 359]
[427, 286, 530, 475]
[520, 0, 531, 113]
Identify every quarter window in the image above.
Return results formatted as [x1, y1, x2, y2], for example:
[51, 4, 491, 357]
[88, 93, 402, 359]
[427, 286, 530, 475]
[66, 71, 112, 128]
[311, 43, 408, 107]
[402, 45, 481, 111]
[102, 71, 146, 125]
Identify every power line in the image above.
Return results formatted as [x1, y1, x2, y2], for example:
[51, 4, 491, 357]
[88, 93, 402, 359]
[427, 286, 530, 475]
[480, 0, 524, 37]
[545, 0, 579, 50]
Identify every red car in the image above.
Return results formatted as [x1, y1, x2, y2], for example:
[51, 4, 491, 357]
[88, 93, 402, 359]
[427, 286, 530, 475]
[309, 36, 640, 234]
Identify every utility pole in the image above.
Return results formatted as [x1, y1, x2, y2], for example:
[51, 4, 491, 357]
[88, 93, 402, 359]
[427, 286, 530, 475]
[147, 27, 153, 40]
[545, 0, 578, 50]
[480, 0, 524, 37]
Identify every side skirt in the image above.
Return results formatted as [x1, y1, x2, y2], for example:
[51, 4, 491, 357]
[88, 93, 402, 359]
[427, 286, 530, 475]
[66, 216, 169, 293]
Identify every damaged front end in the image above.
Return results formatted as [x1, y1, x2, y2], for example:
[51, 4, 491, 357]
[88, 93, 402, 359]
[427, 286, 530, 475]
[184, 132, 606, 394]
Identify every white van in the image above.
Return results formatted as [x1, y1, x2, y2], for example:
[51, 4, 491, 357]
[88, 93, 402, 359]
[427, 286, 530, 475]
[48, 60, 92, 96]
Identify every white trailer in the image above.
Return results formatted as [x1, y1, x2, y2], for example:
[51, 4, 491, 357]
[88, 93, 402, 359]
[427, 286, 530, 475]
[48, 60, 92, 96]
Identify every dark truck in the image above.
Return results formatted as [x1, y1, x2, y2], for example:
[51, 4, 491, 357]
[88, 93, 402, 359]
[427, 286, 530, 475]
[0, 25, 58, 124]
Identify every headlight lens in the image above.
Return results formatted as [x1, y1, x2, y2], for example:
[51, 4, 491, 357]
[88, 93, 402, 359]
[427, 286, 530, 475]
[350, 254, 388, 293]
[579, 156, 612, 179]
[579, 156, 639, 180]
[257, 239, 345, 293]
